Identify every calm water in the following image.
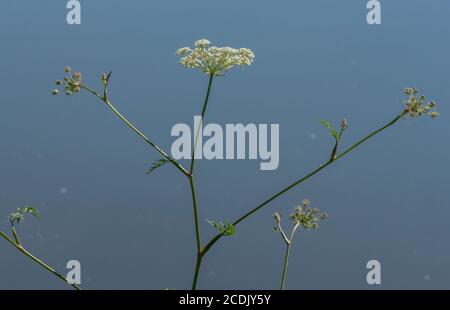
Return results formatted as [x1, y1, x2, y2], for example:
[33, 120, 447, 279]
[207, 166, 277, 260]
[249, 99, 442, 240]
[1, 0, 450, 289]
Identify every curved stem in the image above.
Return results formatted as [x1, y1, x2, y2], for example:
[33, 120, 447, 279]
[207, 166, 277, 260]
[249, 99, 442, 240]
[0, 230, 81, 290]
[276, 222, 289, 245]
[201, 112, 406, 256]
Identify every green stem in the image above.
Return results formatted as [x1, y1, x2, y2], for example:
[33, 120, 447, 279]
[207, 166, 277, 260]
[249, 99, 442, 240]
[190, 74, 214, 174]
[201, 112, 406, 256]
[12, 226, 21, 245]
[0, 230, 81, 290]
[280, 223, 299, 290]
[78, 74, 406, 291]
[191, 253, 203, 290]
[189, 177, 202, 253]
[335, 112, 405, 160]
[81, 75, 215, 290]
[189, 74, 214, 290]
[79, 85, 189, 177]
[330, 126, 343, 161]
[280, 243, 291, 290]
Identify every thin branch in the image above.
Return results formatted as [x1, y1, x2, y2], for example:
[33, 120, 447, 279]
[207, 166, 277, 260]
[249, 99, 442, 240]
[79, 84, 190, 177]
[189, 177, 202, 253]
[190, 74, 214, 174]
[201, 111, 407, 256]
[280, 242, 291, 290]
[11, 226, 21, 246]
[0, 230, 80, 290]
[276, 222, 290, 245]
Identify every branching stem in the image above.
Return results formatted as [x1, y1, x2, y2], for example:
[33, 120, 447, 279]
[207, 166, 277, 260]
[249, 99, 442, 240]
[279, 223, 300, 290]
[200, 111, 406, 259]
[77, 76, 406, 291]
[79, 85, 189, 177]
[190, 74, 214, 290]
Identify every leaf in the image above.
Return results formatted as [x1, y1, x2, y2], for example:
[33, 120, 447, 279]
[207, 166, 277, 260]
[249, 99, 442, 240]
[222, 223, 236, 236]
[146, 158, 169, 175]
[25, 207, 40, 219]
[9, 206, 40, 225]
[206, 219, 222, 231]
[206, 219, 235, 236]
[319, 119, 338, 140]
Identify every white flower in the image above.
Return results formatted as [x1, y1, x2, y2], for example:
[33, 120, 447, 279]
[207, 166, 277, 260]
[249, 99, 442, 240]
[194, 39, 211, 47]
[175, 47, 191, 56]
[430, 111, 439, 119]
[176, 39, 255, 76]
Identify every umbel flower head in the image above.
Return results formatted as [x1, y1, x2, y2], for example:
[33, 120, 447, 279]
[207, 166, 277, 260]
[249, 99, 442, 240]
[9, 206, 40, 226]
[52, 66, 83, 96]
[273, 199, 328, 232]
[403, 87, 439, 119]
[176, 39, 255, 76]
[289, 199, 328, 230]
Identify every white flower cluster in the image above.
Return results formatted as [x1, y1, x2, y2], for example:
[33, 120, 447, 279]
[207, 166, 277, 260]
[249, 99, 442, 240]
[52, 66, 83, 96]
[176, 39, 255, 76]
[403, 87, 439, 119]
